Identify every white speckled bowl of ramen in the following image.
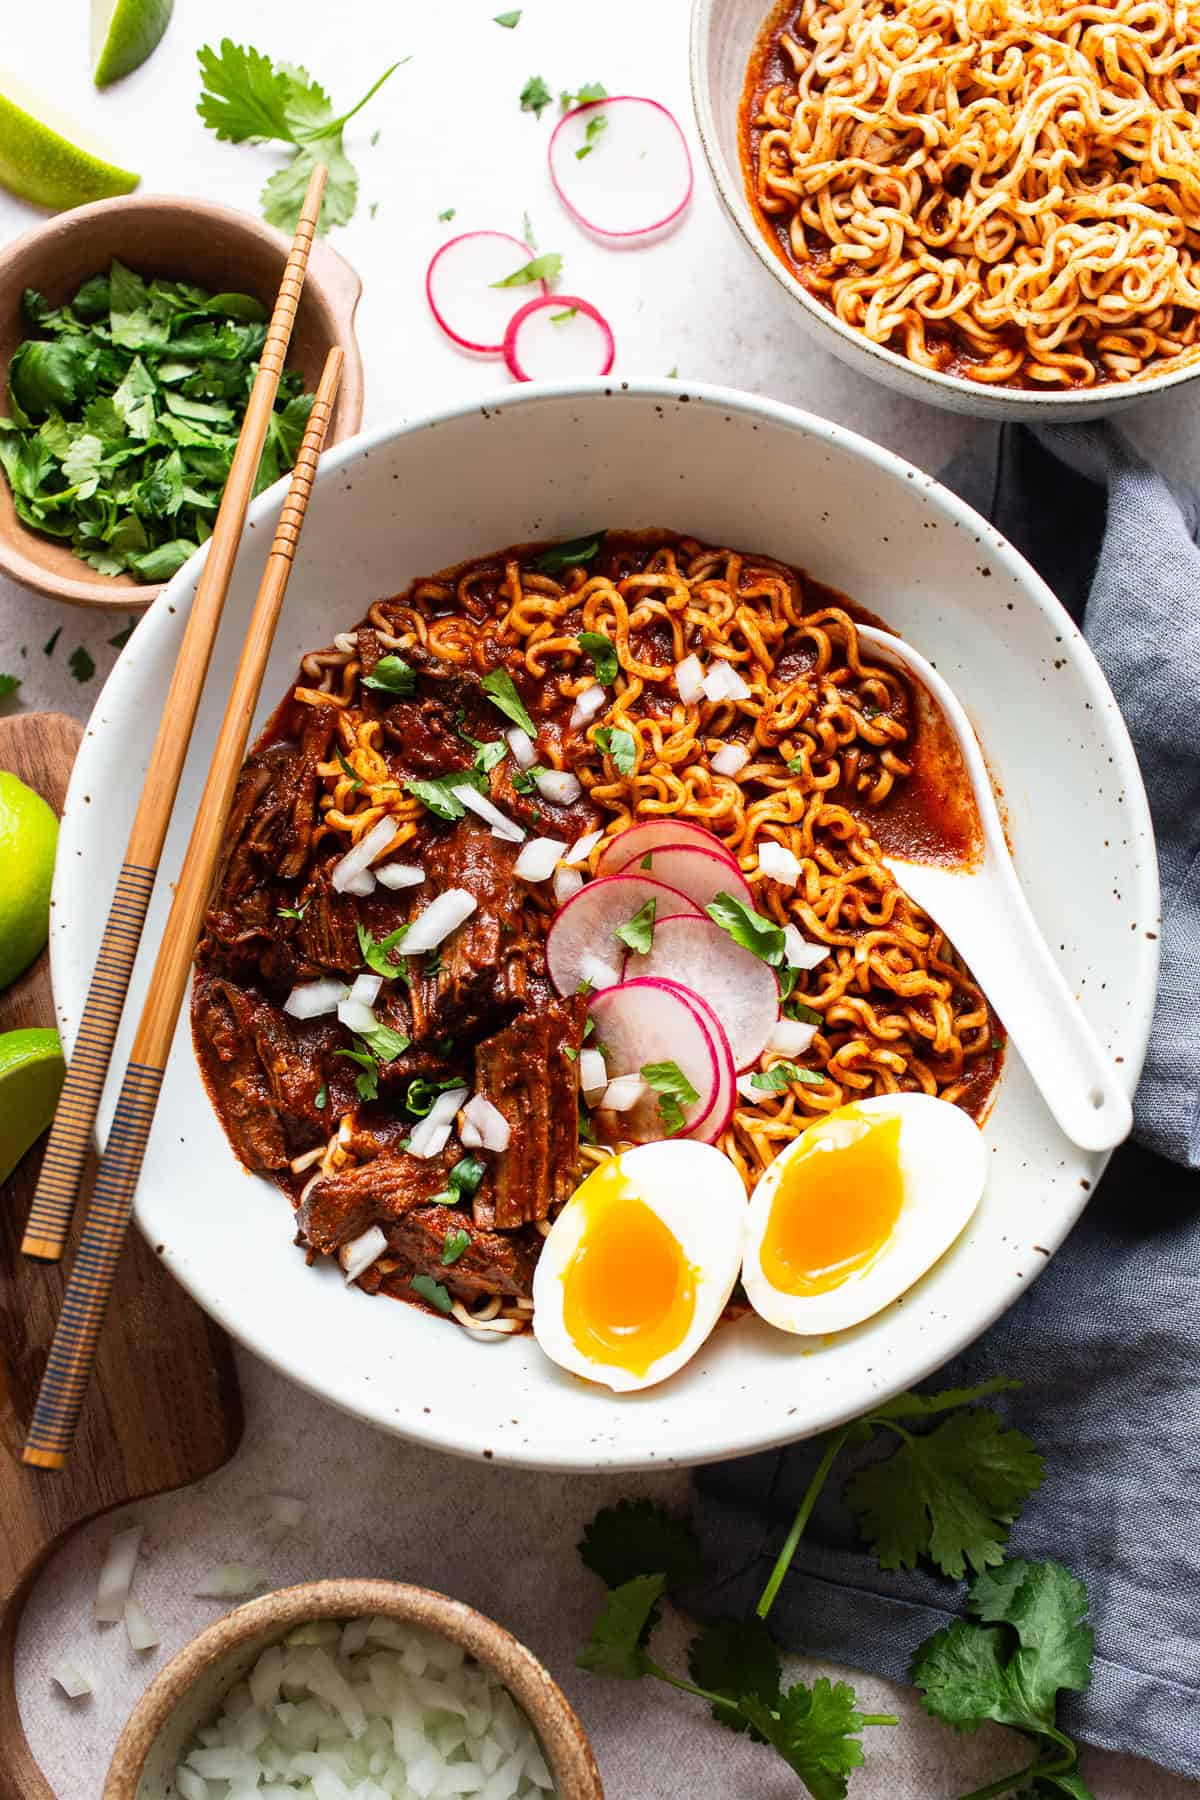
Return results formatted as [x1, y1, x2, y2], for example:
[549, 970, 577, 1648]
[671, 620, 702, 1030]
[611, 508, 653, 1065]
[51, 381, 1158, 1470]
[691, 0, 1200, 421]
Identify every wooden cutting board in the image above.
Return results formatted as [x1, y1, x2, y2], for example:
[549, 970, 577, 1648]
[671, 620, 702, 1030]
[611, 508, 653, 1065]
[0, 712, 242, 1799]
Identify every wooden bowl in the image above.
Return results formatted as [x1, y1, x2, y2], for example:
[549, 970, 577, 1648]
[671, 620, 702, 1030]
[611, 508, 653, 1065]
[0, 195, 365, 611]
[103, 1578, 604, 1798]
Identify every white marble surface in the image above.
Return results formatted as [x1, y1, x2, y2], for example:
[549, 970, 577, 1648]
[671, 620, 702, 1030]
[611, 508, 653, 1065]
[3, 1, 1198, 1795]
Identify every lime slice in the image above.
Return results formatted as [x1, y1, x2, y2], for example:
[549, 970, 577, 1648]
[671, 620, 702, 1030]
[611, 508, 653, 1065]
[0, 69, 139, 210]
[0, 1027, 65, 1184]
[0, 771, 58, 991]
[91, 0, 173, 88]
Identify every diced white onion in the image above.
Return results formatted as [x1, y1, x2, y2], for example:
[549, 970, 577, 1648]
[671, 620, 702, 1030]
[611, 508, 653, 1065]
[570, 684, 607, 729]
[513, 836, 567, 882]
[553, 866, 585, 906]
[337, 996, 379, 1037]
[579, 951, 621, 991]
[284, 978, 349, 1020]
[702, 660, 752, 703]
[125, 1598, 160, 1652]
[563, 828, 603, 867]
[267, 1494, 307, 1531]
[579, 1048, 608, 1101]
[174, 1768, 207, 1800]
[506, 725, 536, 769]
[783, 924, 831, 969]
[408, 1086, 470, 1159]
[737, 1072, 763, 1103]
[331, 815, 396, 894]
[674, 654, 704, 704]
[332, 631, 358, 654]
[451, 784, 525, 844]
[712, 742, 750, 776]
[759, 840, 801, 887]
[768, 1017, 819, 1056]
[403, 889, 478, 954]
[341, 869, 376, 897]
[51, 1659, 92, 1699]
[602, 1074, 648, 1112]
[349, 973, 382, 1007]
[193, 1563, 266, 1599]
[95, 1525, 142, 1623]
[534, 769, 583, 806]
[460, 1093, 511, 1152]
[339, 1225, 388, 1284]
[375, 862, 425, 890]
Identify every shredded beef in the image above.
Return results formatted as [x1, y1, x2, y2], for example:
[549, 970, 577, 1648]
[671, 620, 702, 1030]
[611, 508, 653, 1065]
[474, 993, 586, 1229]
[381, 1207, 538, 1303]
[297, 1149, 461, 1256]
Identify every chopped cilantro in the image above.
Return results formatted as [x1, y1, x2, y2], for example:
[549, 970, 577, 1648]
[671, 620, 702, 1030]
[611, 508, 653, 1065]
[511, 763, 546, 795]
[578, 630, 618, 684]
[519, 74, 553, 117]
[666, 365, 679, 379]
[705, 891, 785, 968]
[442, 1228, 470, 1265]
[561, 81, 608, 109]
[594, 725, 636, 774]
[357, 920, 410, 978]
[639, 852, 652, 870]
[492, 252, 563, 289]
[522, 210, 538, 249]
[551, 306, 579, 324]
[438, 1155, 486, 1205]
[369, 201, 379, 220]
[577, 1574, 664, 1679]
[334, 745, 362, 792]
[333, 1046, 379, 1102]
[361, 653, 417, 696]
[314, 1083, 327, 1110]
[108, 616, 137, 650]
[403, 1074, 464, 1118]
[533, 531, 605, 572]
[357, 1020, 410, 1063]
[68, 646, 95, 683]
[405, 766, 487, 821]
[750, 1061, 815, 1092]
[43, 626, 61, 656]
[578, 1108, 596, 1144]
[481, 667, 537, 736]
[494, 8, 522, 23]
[615, 898, 655, 956]
[438, 207, 456, 222]
[639, 1059, 699, 1134]
[0, 673, 20, 699]
[411, 1273, 454, 1314]
[580, 1497, 703, 1588]
[277, 900, 309, 920]
[576, 113, 609, 160]
[783, 998, 823, 1025]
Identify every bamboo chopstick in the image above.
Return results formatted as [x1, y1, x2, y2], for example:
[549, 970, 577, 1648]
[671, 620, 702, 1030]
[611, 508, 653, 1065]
[22, 347, 345, 1471]
[20, 163, 329, 1266]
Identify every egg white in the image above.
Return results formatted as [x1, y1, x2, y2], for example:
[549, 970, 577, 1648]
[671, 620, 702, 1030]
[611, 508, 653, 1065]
[741, 1092, 987, 1336]
[532, 1141, 747, 1392]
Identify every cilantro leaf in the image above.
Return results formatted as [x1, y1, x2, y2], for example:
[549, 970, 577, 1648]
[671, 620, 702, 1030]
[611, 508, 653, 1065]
[108, 616, 137, 650]
[552, 307, 579, 324]
[494, 8, 522, 23]
[357, 1021, 410, 1064]
[68, 646, 95, 683]
[361, 654, 417, 696]
[438, 207, 456, 222]
[687, 1617, 781, 1734]
[561, 82, 608, 108]
[706, 891, 786, 967]
[615, 898, 655, 955]
[520, 74, 553, 117]
[579, 1498, 703, 1589]
[577, 1574, 664, 1678]
[357, 920, 410, 978]
[334, 1046, 379, 1102]
[576, 113, 609, 160]
[969, 1558, 1094, 1720]
[594, 725, 636, 774]
[784, 998, 822, 1025]
[869, 1376, 1024, 1422]
[481, 667, 536, 736]
[578, 630, 618, 684]
[640, 1060, 699, 1134]
[845, 1407, 1044, 1580]
[411, 1273, 453, 1314]
[314, 1083, 328, 1110]
[442, 1228, 470, 1266]
[491, 252, 563, 289]
[435, 1155, 486, 1207]
[0, 673, 20, 700]
[335, 745, 362, 792]
[740, 1679, 869, 1800]
[403, 1074, 466, 1118]
[277, 901, 309, 920]
[533, 531, 605, 572]
[405, 767, 487, 821]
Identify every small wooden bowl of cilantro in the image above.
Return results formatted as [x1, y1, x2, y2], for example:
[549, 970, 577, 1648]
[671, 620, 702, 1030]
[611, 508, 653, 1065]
[0, 193, 364, 609]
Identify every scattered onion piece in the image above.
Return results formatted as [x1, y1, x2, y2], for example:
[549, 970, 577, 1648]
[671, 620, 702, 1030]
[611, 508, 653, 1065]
[340, 1225, 388, 1284]
[175, 1768, 207, 1800]
[337, 995, 379, 1036]
[404, 889, 478, 954]
[51, 1659, 92, 1699]
[712, 742, 750, 777]
[332, 815, 395, 894]
[675, 654, 704, 704]
[426, 230, 546, 353]
[451, 784, 525, 843]
[375, 862, 425, 891]
[553, 865, 585, 905]
[267, 1493, 308, 1531]
[285, 978, 348, 1020]
[569, 684, 608, 728]
[460, 1093, 511, 1151]
[125, 1598, 160, 1652]
[758, 840, 801, 886]
[534, 768, 583, 806]
[506, 725, 536, 769]
[514, 836, 567, 881]
[548, 96, 694, 240]
[194, 1563, 266, 1599]
[601, 1073, 647, 1112]
[580, 1047, 608, 1101]
[95, 1525, 142, 1623]
[503, 293, 615, 382]
[702, 660, 751, 703]
[349, 973, 382, 1007]
[409, 1086, 470, 1159]
[579, 951, 622, 991]
[783, 924, 831, 970]
[768, 1017, 819, 1056]
[564, 828, 603, 866]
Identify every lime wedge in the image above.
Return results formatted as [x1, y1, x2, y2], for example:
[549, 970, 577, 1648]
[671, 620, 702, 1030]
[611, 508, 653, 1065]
[91, 0, 173, 88]
[0, 69, 139, 209]
[0, 1027, 65, 1184]
[0, 771, 58, 990]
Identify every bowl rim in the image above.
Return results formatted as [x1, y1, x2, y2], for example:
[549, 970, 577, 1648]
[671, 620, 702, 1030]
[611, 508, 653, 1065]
[55, 377, 1160, 1471]
[102, 1577, 603, 1799]
[0, 191, 365, 611]
[687, 0, 1200, 412]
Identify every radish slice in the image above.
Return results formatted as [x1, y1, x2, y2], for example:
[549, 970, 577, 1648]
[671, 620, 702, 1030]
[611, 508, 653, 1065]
[621, 915, 779, 1070]
[546, 873, 701, 996]
[611, 843, 755, 913]
[426, 231, 546, 354]
[549, 96, 694, 241]
[587, 978, 723, 1142]
[596, 817, 737, 878]
[503, 294, 615, 382]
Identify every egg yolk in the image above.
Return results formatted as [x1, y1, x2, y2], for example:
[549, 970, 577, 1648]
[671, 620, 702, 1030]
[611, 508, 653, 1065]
[760, 1105, 905, 1295]
[561, 1163, 697, 1377]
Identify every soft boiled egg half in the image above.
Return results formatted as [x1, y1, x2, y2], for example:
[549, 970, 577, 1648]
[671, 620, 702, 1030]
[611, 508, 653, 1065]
[532, 1141, 745, 1392]
[741, 1093, 987, 1336]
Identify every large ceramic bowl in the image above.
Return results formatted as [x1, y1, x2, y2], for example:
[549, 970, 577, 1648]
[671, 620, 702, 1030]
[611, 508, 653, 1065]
[51, 382, 1158, 1471]
[690, 0, 1200, 423]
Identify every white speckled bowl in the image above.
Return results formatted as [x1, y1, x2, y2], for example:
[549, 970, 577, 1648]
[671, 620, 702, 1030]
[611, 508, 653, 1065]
[690, 0, 1200, 421]
[51, 381, 1158, 1471]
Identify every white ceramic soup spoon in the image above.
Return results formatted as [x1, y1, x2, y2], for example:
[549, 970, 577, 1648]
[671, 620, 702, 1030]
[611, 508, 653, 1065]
[855, 622, 1133, 1154]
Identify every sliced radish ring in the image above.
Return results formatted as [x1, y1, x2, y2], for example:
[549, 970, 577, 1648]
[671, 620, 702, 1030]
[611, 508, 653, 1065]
[587, 977, 733, 1144]
[504, 294, 615, 382]
[596, 817, 738, 879]
[547, 873, 701, 997]
[549, 96, 694, 241]
[610, 843, 754, 913]
[620, 915, 779, 1071]
[426, 231, 546, 354]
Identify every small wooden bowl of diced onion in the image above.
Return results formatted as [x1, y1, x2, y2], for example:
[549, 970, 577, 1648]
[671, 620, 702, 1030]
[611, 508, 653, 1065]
[103, 1577, 602, 1800]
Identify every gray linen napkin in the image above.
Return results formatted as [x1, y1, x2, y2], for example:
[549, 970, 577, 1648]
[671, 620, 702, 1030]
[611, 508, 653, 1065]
[687, 423, 1200, 1778]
